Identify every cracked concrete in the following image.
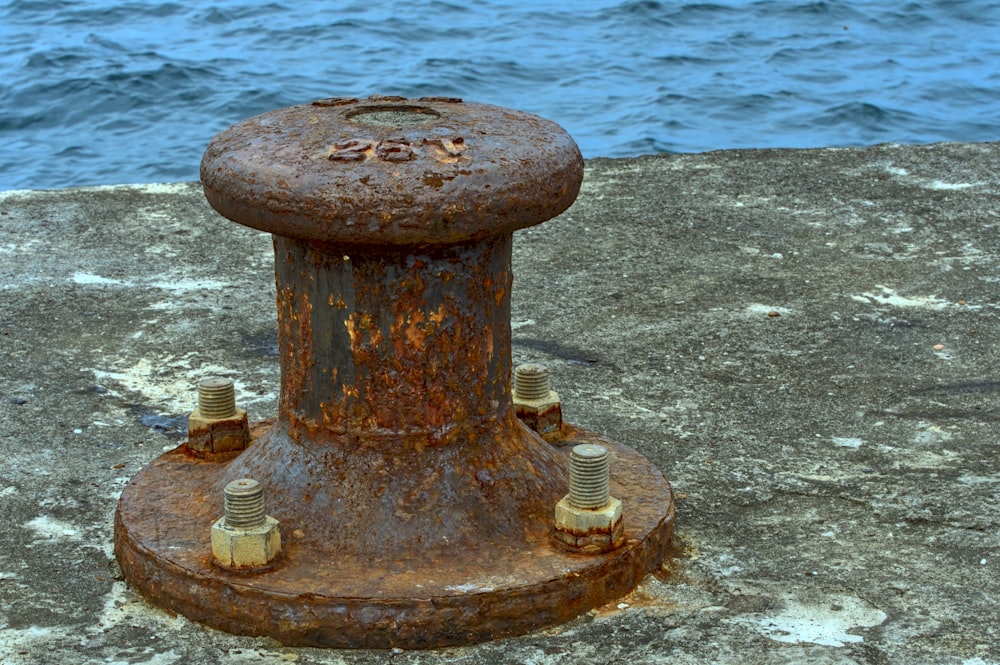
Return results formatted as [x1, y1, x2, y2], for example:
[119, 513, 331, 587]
[1, 142, 999, 663]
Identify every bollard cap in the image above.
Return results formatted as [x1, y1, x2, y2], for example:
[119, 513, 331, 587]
[201, 95, 584, 246]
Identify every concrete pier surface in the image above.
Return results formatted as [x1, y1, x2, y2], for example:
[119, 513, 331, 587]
[1, 141, 999, 664]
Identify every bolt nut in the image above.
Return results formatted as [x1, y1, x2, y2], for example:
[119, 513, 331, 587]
[553, 444, 623, 554]
[211, 515, 282, 569]
[211, 479, 281, 569]
[553, 495, 624, 554]
[188, 377, 249, 454]
[512, 363, 562, 438]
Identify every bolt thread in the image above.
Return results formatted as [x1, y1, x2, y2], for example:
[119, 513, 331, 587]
[568, 444, 610, 509]
[198, 377, 237, 419]
[513, 364, 550, 400]
[223, 478, 266, 528]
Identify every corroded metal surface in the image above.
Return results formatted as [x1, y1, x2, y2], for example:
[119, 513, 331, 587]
[115, 427, 674, 648]
[200, 95, 584, 245]
[115, 96, 674, 648]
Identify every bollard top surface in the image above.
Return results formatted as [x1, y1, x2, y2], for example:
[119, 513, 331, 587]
[200, 95, 584, 245]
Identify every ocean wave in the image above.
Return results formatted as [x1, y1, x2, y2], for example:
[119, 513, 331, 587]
[1, 0, 998, 189]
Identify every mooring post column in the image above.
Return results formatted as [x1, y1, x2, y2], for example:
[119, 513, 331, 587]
[273, 233, 514, 444]
[114, 95, 676, 648]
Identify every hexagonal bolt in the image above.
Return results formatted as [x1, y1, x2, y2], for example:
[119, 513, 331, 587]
[553, 444, 624, 554]
[512, 363, 562, 439]
[188, 377, 249, 454]
[212, 478, 281, 569]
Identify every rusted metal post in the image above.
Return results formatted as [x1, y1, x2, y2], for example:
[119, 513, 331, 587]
[114, 96, 675, 648]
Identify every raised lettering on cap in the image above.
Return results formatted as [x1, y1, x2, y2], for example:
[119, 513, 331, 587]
[200, 95, 584, 246]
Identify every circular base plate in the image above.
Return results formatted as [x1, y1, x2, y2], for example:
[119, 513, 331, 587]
[115, 425, 674, 648]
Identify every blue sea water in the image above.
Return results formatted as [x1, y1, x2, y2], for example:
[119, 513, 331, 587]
[1, 0, 999, 191]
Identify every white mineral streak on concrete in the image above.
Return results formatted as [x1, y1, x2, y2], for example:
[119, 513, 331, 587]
[72, 272, 128, 286]
[0, 182, 191, 200]
[132, 183, 195, 195]
[148, 277, 228, 294]
[92, 581, 133, 633]
[925, 180, 982, 190]
[92, 581, 192, 636]
[69, 271, 228, 294]
[883, 165, 988, 190]
[738, 592, 887, 647]
[0, 189, 34, 199]
[89, 359, 249, 413]
[22, 516, 82, 543]
[850, 285, 981, 310]
[0, 238, 43, 255]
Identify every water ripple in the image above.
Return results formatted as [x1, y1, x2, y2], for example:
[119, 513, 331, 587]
[1, 0, 998, 189]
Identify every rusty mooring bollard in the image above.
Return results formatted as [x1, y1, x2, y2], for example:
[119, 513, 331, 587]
[114, 95, 675, 648]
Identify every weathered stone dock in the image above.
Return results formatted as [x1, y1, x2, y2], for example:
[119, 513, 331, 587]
[1, 142, 999, 664]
